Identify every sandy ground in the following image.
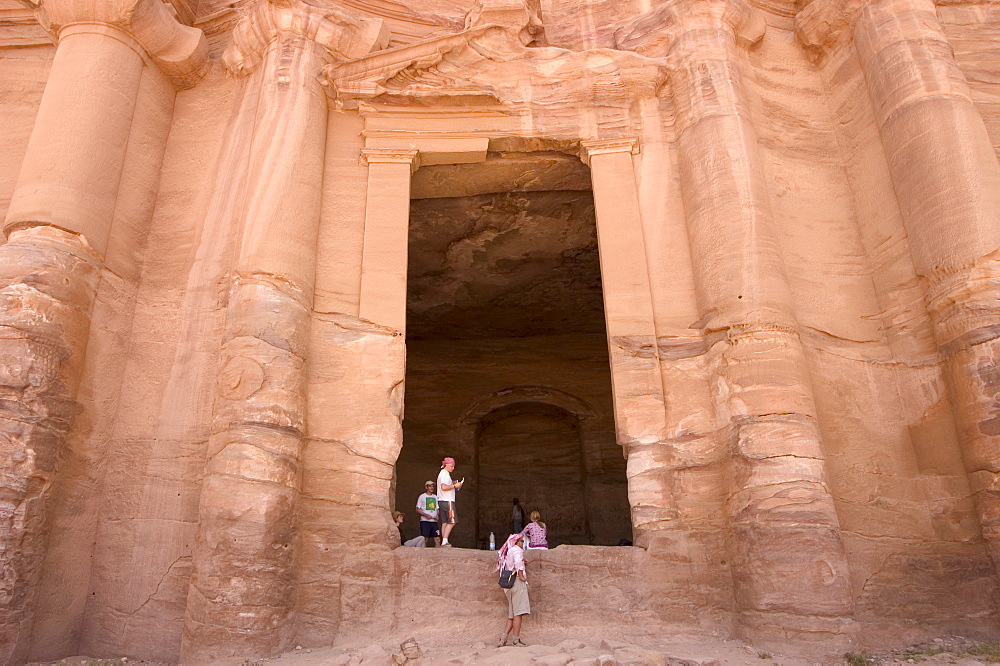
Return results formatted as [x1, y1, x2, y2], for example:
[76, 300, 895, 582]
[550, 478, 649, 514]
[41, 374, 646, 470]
[39, 634, 1000, 666]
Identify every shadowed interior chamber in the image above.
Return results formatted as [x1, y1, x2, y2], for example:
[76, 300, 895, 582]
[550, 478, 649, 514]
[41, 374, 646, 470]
[393, 157, 630, 548]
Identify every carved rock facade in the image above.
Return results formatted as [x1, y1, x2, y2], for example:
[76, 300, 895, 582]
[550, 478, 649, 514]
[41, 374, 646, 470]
[0, 0, 998, 661]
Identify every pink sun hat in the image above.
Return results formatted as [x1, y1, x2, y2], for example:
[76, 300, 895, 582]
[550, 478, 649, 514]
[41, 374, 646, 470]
[441, 457, 456, 467]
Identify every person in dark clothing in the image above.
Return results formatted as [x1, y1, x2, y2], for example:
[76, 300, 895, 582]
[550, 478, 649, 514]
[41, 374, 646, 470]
[512, 498, 525, 535]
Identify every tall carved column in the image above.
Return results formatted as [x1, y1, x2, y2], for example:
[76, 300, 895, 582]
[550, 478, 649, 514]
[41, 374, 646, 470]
[580, 139, 673, 545]
[800, 0, 1000, 571]
[619, 0, 856, 649]
[181, 2, 387, 660]
[0, 2, 205, 661]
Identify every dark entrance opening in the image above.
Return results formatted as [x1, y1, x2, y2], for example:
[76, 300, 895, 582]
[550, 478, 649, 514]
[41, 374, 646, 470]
[393, 151, 630, 548]
[477, 402, 591, 545]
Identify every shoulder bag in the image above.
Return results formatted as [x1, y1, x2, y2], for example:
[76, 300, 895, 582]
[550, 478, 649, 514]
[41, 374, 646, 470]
[499, 568, 517, 589]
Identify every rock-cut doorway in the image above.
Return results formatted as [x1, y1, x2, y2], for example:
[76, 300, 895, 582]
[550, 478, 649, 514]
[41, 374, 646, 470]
[392, 150, 631, 549]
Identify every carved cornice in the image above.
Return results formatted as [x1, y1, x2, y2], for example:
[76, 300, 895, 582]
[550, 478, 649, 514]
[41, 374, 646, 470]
[614, 0, 766, 58]
[17, 0, 208, 88]
[579, 138, 640, 166]
[223, 0, 391, 76]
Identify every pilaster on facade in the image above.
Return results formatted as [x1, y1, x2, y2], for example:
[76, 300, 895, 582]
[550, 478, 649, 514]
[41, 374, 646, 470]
[580, 137, 675, 542]
[579, 136, 649, 340]
[579, 136, 654, 346]
[355, 130, 498, 334]
[798, 0, 1000, 578]
[358, 147, 419, 334]
[181, 2, 388, 660]
[617, 0, 858, 650]
[0, 1, 209, 662]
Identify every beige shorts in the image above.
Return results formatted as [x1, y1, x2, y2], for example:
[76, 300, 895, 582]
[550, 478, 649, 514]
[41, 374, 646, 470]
[504, 576, 530, 618]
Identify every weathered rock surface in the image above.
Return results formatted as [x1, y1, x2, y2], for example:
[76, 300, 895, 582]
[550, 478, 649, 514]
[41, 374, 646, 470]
[406, 189, 602, 340]
[0, 0, 999, 663]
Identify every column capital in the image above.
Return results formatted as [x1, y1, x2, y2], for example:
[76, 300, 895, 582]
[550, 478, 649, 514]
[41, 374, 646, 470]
[794, 0, 865, 54]
[463, 0, 545, 47]
[615, 0, 765, 58]
[19, 0, 208, 88]
[223, 0, 391, 77]
[795, 0, 939, 55]
[579, 138, 639, 166]
[360, 148, 420, 173]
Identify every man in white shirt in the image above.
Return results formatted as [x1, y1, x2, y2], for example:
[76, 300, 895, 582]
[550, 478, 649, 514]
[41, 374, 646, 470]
[436, 457, 463, 547]
[415, 480, 441, 547]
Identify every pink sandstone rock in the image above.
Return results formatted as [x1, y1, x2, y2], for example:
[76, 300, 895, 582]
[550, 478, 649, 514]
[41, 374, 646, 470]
[0, 0, 998, 663]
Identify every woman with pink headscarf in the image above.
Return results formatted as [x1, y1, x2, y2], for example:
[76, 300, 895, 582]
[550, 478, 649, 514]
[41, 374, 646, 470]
[496, 532, 530, 647]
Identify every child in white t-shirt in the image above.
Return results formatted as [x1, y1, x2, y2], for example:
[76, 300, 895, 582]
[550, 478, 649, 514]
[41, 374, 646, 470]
[416, 480, 441, 546]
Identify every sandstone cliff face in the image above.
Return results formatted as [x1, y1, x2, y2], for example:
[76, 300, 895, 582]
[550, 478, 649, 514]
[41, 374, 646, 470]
[0, 0, 999, 662]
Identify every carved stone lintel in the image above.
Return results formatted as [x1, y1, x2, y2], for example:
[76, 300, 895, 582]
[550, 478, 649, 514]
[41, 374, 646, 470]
[579, 138, 640, 166]
[360, 148, 420, 173]
[18, 0, 208, 88]
[223, 0, 391, 77]
[614, 0, 765, 58]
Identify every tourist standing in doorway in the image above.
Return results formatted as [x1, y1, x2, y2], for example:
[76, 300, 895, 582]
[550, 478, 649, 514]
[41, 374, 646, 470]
[437, 457, 463, 547]
[497, 532, 529, 647]
[521, 511, 548, 549]
[416, 480, 441, 546]
[511, 498, 524, 535]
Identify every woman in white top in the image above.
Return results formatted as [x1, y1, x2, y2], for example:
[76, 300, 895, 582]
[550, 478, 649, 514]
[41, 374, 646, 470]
[496, 533, 530, 647]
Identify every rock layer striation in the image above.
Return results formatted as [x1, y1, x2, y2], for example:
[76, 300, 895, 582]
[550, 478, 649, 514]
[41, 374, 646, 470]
[0, 0, 998, 662]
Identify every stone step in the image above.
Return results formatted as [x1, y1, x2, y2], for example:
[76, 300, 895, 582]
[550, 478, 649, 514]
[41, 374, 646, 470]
[335, 544, 729, 649]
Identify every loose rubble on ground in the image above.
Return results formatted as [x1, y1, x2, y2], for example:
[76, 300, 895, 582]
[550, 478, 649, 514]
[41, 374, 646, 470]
[27, 635, 1000, 665]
